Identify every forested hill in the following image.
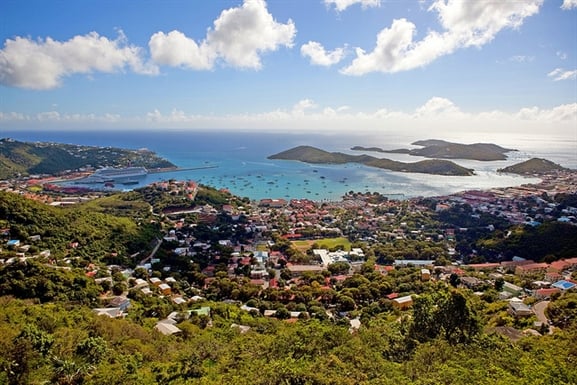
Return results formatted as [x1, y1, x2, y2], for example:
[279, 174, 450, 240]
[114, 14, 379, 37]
[0, 138, 175, 179]
[0, 191, 156, 263]
[269, 145, 474, 176]
[352, 139, 516, 161]
[498, 158, 569, 175]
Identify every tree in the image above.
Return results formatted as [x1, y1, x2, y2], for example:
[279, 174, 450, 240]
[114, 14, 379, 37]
[546, 292, 577, 328]
[112, 282, 126, 296]
[409, 289, 480, 346]
[449, 273, 461, 288]
[51, 356, 94, 385]
[328, 261, 350, 275]
[436, 289, 481, 344]
[494, 277, 505, 292]
[409, 295, 438, 343]
[76, 336, 108, 364]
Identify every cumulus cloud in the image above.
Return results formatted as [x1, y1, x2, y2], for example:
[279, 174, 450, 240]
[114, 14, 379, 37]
[548, 68, 577, 81]
[292, 99, 318, 115]
[301, 41, 346, 66]
[149, 0, 295, 70]
[149, 31, 213, 70]
[414, 97, 465, 118]
[517, 103, 577, 121]
[324, 0, 380, 12]
[342, 0, 542, 75]
[0, 31, 156, 90]
[561, 0, 577, 10]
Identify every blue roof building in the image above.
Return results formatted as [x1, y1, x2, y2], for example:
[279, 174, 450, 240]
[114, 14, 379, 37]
[552, 280, 576, 291]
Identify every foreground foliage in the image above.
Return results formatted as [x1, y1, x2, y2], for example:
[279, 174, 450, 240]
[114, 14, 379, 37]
[0, 296, 576, 385]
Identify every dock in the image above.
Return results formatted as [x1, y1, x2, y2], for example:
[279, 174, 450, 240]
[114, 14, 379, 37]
[148, 165, 218, 174]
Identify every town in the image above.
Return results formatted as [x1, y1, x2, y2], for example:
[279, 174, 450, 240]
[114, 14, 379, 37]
[1, 166, 577, 384]
[1, 166, 576, 336]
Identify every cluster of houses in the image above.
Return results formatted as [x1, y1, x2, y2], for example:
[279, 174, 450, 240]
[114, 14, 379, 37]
[435, 172, 577, 226]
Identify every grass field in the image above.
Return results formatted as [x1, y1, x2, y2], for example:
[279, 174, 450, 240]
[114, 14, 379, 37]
[291, 237, 351, 252]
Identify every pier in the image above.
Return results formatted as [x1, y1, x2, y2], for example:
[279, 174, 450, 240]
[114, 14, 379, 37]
[148, 165, 218, 174]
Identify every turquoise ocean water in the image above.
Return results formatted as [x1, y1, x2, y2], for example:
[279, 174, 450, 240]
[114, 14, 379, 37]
[4, 130, 575, 201]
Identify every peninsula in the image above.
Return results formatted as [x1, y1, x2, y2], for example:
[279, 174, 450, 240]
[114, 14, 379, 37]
[0, 138, 176, 179]
[352, 139, 517, 161]
[268, 145, 474, 176]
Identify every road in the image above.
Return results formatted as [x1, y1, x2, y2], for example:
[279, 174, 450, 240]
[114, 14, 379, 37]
[533, 300, 550, 325]
[138, 238, 163, 266]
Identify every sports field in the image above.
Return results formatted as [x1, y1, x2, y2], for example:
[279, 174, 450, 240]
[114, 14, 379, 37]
[291, 237, 351, 253]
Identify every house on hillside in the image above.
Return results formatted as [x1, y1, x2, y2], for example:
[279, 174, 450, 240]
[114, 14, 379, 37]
[392, 295, 413, 310]
[508, 301, 533, 317]
[155, 321, 181, 336]
[158, 283, 171, 295]
[107, 296, 131, 311]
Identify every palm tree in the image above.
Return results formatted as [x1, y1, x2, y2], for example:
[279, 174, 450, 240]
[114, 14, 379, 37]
[51, 356, 94, 385]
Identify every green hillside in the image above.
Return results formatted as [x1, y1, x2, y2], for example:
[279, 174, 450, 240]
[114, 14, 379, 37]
[498, 158, 569, 175]
[0, 138, 175, 179]
[0, 191, 156, 263]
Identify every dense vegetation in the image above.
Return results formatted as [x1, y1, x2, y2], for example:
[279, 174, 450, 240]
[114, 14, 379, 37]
[0, 138, 175, 179]
[269, 146, 474, 176]
[0, 191, 156, 264]
[0, 292, 576, 385]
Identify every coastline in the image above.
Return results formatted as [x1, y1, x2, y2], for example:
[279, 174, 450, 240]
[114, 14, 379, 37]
[2, 129, 574, 201]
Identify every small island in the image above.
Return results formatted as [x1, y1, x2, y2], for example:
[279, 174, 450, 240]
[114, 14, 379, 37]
[268, 145, 474, 176]
[498, 158, 569, 175]
[352, 139, 517, 161]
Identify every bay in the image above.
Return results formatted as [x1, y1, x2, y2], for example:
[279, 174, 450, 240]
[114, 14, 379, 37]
[4, 129, 575, 200]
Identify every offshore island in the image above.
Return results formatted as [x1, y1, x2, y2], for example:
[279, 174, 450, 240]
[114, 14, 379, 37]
[351, 139, 517, 161]
[268, 145, 475, 176]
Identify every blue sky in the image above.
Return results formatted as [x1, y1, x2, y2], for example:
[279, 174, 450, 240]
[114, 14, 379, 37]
[0, 0, 576, 136]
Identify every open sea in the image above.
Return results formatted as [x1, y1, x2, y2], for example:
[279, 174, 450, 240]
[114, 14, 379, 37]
[3, 129, 576, 201]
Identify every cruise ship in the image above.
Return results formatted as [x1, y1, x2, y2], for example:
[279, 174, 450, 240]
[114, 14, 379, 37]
[82, 166, 148, 183]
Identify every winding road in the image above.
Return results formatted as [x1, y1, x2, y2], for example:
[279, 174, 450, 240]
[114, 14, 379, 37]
[533, 300, 551, 327]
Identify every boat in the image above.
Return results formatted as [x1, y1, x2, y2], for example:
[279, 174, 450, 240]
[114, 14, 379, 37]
[82, 166, 148, 183]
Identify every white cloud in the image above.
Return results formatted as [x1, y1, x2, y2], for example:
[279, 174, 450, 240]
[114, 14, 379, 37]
[32, 111, 121, 123]
[556, 51, 568, 60]
[292, 99, 318, 115]
[207, 0, 295, 69]
[301, 41, 346, 66]
[548, 68, 577, 81]
[3, 98, 575, 135]
[150, 0, 296, 70]
[149, 31, 214, 70]
[517, 103, 577, 121]
[415, 97, 465, 118]
[0, 31, 157, 90]
[561, 0, 577, 10]
[324, 0, 380, 12]
[342, 0, 542, 75]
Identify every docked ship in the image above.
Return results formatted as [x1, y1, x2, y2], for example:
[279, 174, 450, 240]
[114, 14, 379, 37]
[81, 166, 148, 183]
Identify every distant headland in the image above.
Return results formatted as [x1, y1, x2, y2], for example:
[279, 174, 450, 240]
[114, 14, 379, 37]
[0, 138, 176, 179]
[352, 139, 517, 161]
